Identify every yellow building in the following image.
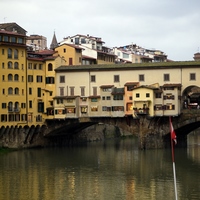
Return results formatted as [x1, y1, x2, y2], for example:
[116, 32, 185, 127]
[27, 50, 66, 123]
[55, 44, 83, 66]
[0, 26, 27, 127]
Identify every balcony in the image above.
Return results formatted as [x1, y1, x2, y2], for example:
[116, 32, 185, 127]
[133, 108, 149, 115]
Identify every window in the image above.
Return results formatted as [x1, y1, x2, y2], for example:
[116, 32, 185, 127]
[80, 87, 85, 96]
[8, 87, 13, 95]
[127, 103, 133, 111]
[18, 38, 23, 44]
[34, 64, 37, 69]
[163, 94, 175, 100]
[114, 75, 120, 82]
[11, 37, 16, 43]
[102, 88, 112, 92]
[91, 75, 96, 82]
[2, 49, 4, 55]
[63, 48, 66, 53]
[190, 73, 196, 80]
[39, 64, 42, 70]
[91, 106, 98, 111]
[91, 98, 97, 102]
[4, 36, 9, 42]
[8, 102, 13, 112]
[112, 106, 124, 111]
[136, 93, 140, 98]
[14, 74, 19, 81]
[129, 96, 132, 100]
[38, 102, 44, 113]
[1, 114, 7, 122]
[2, 89, 5, 95]
[8, 74, 13, 81]
[102, 96, 105, 100]
[8, 48, 12, 58]
[60, 76, 65, 83]
[164, 74, 170, 81]
[28, 75, 33, 82]
[2, 103, 6, 109]
[48, 63, 53, 71]
[46, 77, 54, 84]
[106, 96, 111, 100]
[165, 104, 175, 110]
[28, 63, 32, 69]
[154, 104, 163, 110]
[37, 76, 43, 82]
[139, 74, 144, 81]
[8, 61, 12, 69]
[155, 93, 162, 98]
[146, 93, 150, 97]
[29, 88, 32, 95]
[60, 87, 64, 96]
[69, 58, 73, 65]
[21, 103, 26, 108]
[14, 49, 18, 59]
[2, 75, 5, 81]
[29, 101, 32, 108]
[2, 62, 5, 68]
[14, 62, 19, 69]
[57, 99, 63, 104]
[14, 88, 19, 95]
[37, 88, 41, 97]
[68, 87, 74, 96]
[113, 95, 123, 100]
[122, 53, 129, 59]
[81, 106, 87, 113]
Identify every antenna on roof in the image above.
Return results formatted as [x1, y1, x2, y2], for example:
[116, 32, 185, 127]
[3, 17, 7, 23]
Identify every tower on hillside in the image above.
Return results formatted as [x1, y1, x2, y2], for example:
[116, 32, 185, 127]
[50, 31, 58, 50]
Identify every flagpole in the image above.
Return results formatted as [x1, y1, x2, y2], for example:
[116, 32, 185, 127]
[169, 116, 178, 200]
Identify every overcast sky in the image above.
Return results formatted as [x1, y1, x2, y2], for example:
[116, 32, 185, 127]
[1, 0, 200, 61]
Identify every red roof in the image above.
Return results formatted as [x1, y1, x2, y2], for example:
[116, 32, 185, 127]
[0, 29, 26, 37]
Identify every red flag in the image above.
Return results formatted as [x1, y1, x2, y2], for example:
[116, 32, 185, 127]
[170, 117, 177, 144]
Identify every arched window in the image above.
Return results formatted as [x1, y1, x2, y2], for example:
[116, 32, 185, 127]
[14, 74, 19, 81]
[8, 61, 12, 69]
[14, 102, 19, 110]
[48, 63, 53, 71]
[8, 48, 12, 58]
[8, 74, 13, 81]
[14, 49, 18, 59]
[8, 102, 13, 112]
[8, 87, 13, 95]
[14, 88, 19, 95]
[14, 62, 19, 69]
[2, 62, 5, 69]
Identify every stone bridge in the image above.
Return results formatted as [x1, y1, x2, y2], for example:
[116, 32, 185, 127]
[1, 109, 200, 149]
[43, 109, 200, 149]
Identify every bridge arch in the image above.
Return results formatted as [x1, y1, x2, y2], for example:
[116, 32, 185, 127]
[182, 85, 200, 109]
[164, 119, 200, 147]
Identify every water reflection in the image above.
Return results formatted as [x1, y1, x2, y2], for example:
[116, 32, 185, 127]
[0, 135, 200, 200]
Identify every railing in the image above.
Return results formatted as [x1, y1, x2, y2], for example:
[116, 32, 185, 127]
[134, 108, 149, 115]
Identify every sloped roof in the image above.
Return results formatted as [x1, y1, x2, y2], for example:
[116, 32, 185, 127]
[0, 22, 26, 35]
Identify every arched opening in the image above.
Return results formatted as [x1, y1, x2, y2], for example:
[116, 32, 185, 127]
[182, 85, 200, 109]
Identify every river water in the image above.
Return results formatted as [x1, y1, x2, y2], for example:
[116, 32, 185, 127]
[0, 134, 200, 200]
